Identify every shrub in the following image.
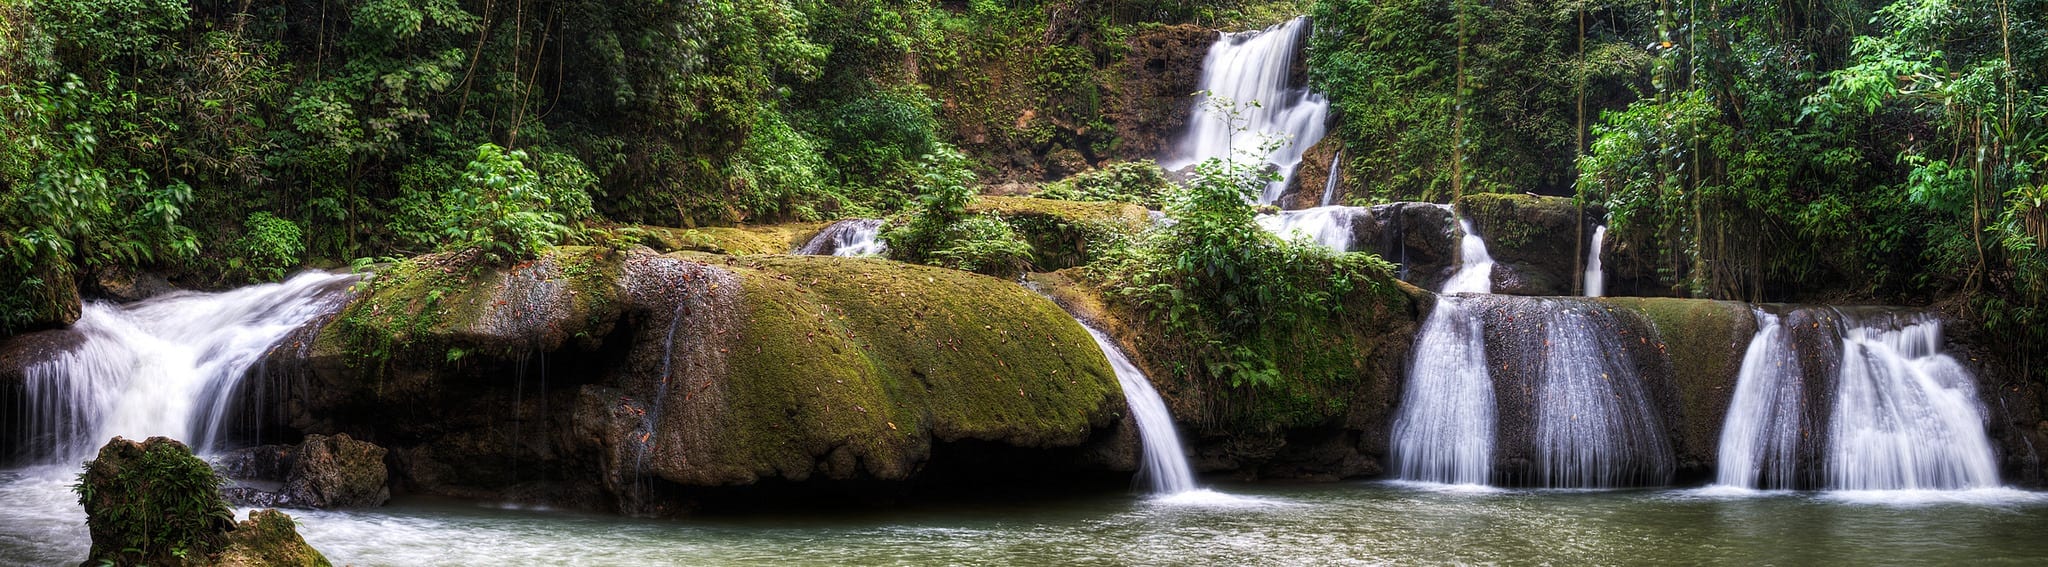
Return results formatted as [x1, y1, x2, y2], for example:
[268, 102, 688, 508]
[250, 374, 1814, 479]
[882, 147, 1036, 277]
[436, 144, 578, 263]
[1036, 160, 1174, 208]
[73, 437, 235, 566]
[233, 211, 304, 282]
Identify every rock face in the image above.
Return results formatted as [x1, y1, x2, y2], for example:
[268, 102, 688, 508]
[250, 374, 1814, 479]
[215, 434, 391, 509]
[78, 436, 329, 566]
[266, 247, 1127, 514]
[967, 196, 1154, 271]
[1358, 203, 1459, 292]
[1455, 193, 1608, 296]
[1112, 24, 1218, 161]
[1277, 136, 1347, 210]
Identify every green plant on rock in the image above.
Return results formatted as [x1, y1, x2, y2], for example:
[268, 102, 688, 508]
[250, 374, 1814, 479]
[73, 438, 235, 566]
[438, 143, 576, 263]
[881, 146, 1036, 277]
[1036, 160, 1174, 208]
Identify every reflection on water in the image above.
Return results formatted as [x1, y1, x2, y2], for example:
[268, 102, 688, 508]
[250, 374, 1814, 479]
[5, 473, 2046, 566]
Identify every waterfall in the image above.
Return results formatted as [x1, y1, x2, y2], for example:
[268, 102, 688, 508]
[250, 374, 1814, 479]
[1319, 151, 1343, 207]
[1715, 311, 1804, 490]
[1166, 16, 1331, 205]
[11, 272, 357, 464]
[1442, 219, 1494, 295]
[795, 219, 887, 256]
[1531, 302, 1674, 488]
[1077, 325, 1196, 494]
[1828, 315, 1999, 490]
[1256, 206, 1367, 252]
[1583, 225, 1607, 297]
[1390, 216, 1498, 485]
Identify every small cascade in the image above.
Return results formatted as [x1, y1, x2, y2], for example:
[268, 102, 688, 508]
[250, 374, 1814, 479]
[1256, 206, 1368, 252]
[1530, 302, 1674, 488]
[1077, 325, 1197, 494]
[1390, 215, 1498, 485]
[1716, 311, 1805, 490]
[10, 272, 357, 464]
[1828, 315, 1999, 490]
[795, 219, 887, 256]
[1166, 16, 1331, 205]
[1583, 225, 1607, 297]
[1442, 219, 1495, 294]
[1319, 150, 1344, 206]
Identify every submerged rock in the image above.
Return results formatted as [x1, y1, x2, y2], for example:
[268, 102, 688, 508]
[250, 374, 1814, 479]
[78, 436, 329, 566]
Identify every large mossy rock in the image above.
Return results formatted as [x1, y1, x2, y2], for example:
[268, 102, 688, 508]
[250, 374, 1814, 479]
[968, 196, 1153, 270]
[77, 436, 329, 567]
[285, 247, 1126, 514]
[638, 223, 830, 256]
[284, 433, 390, 508]
[1598, 297, 1757, 478]
[1454, 193, 1607, 296]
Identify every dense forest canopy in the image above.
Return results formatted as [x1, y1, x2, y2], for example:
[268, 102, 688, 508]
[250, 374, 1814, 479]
[0, 0, 2043, 366]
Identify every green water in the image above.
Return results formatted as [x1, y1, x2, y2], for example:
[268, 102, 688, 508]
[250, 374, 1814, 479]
[7, 473, 2046, 566]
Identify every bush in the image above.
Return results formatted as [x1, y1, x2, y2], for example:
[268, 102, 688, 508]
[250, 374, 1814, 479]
[233, 211, 304, 283]
[1036, 160, 1174, 208]
[881, 147, 1036, 277]
[435, 144, 581, 263]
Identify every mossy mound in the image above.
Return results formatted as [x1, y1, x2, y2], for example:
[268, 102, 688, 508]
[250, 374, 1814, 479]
[640, 223, 829, 256]
[967, 196, 1151, 270]
[1598, 297, 1758, 476]
[1454, 193, 1606, 296]
[76, 437, 330, 566]
[320, 246, 629, 369]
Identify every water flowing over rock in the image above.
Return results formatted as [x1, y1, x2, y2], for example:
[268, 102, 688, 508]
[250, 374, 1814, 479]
[1828, 313, 2000, 490]
[1165, 16, 1330, 205]
[1584, 225, 1607, 297]
[795, 219, 887, 256]
[1527, 302, 1675, 487]
[1078, 324, 1195, 494]
[5, 272, 358, 465]
[1257, 206, 1373, 252]
[1321, 150, 1344, 207]
[1390, 216, 1497, 485]
[1443, 219, 1495, 295]
[1715, 310, 1805, 489]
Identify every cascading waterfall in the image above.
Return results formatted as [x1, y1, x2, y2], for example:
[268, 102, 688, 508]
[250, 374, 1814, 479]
[1319, 150, 1344, 206]
[11, 272, 357, 464]
[1583, 225, 1607, 297]
[1715, 311, 1804, 490]
[1390, 217, 1497, 485]
[1531, 302, 1674, 488]
[1077, 325, 1196, 494]
[1256, 206, 1368, 252]
[796, 219, 887, 256]
[1166, 16, 1330, 205]
[1828, 315, 1999, 490]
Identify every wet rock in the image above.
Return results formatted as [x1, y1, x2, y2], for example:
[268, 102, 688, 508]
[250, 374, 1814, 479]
[1455, 193, 1608, 296]
[84, 264, 175, 303]
[284, 433, 391, 508]
[78, 437, 325, 566]
[1276, 136, 1347, 210]
[217, 509, 332, 567]
[1112, 24, 1217, 161]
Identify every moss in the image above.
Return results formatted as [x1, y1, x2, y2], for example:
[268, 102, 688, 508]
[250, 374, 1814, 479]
[639, 223, 829, 256]
[967, 196, 1150, 270]
[216, 510, 331, 567]
[1454, 193, 1582, 252]
[75, 437, 236, 566]
[1598, 296, 1757, 466]
[706, 255, 1124, 480]
[322, 246, 628, 372]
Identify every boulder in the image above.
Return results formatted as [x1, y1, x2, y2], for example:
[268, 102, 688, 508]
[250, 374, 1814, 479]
[77, 436, 329, 566]
[284, 433, 390, 508]
[1276, 136, 1348, 210]
[216, 509, 332, 567]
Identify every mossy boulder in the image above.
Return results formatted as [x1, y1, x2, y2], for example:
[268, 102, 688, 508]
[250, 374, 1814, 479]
[639, 223, 829, 256]
[1454, 193, 1607, 296]
[285, 247, 1128, 514]
[968, 196, 1152, 270]
[76, 436, 329, 566]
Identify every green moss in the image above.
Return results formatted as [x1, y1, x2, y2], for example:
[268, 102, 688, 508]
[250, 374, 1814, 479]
[709, 255, 1123, 479]
[1454, 193, 1581, 252]
[639, 223, 829, 256]
[217, 510, 331, 567]
[967, 196, 1150, 270]
[1599, 296, 1755, 463]
[74, 437, 235, 566]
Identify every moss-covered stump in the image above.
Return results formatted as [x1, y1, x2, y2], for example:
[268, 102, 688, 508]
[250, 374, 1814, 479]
[1597, 297, 1759, 479]
[639, 223, 829, 256]
[288, 247, 1129, 514]
[76, 437, 329, 566]
[968, 196, 1152, 270]
[1028, 266, 1420, 481]
[1454, 193, 1607, 296]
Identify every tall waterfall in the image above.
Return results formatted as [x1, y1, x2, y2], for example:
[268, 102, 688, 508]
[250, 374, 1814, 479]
[1256, 206, 1367, 252]
[1715, 311, 1804, 490]
[795, 219, 887, 256]
[1828, 315, 1999, 490]
[1583, 225, 1607, 297]
[1166, 16, 1330, 205]
[1390, 217, 1497, 485]
[1078, 325, 1197, 494]
[1531, 302, 1674, 488]
[10, 272, 357, 464]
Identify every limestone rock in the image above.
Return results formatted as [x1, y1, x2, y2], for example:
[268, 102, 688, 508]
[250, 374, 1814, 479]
[284, 434, 390, 508]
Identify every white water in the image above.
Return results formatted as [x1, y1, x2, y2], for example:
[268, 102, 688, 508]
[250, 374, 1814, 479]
[1828, 316, 1999, 490]
[1077, 325, 1197, 495]
[1583, 225, 1607, 297]
[1532, 303, 1673, 488]
[1319, 150, 1343, 206]
[12, 271, 357, 464]
[1390, 217, 1497, 485]
[1255, 206, 1368, 252]
[1715, 311, 1804, 490]
[1166, 16, 1331, 205]
[795, 219, 887, 256]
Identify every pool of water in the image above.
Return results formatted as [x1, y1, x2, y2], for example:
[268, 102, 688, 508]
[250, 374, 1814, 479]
[6, 469, 2046, 566]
